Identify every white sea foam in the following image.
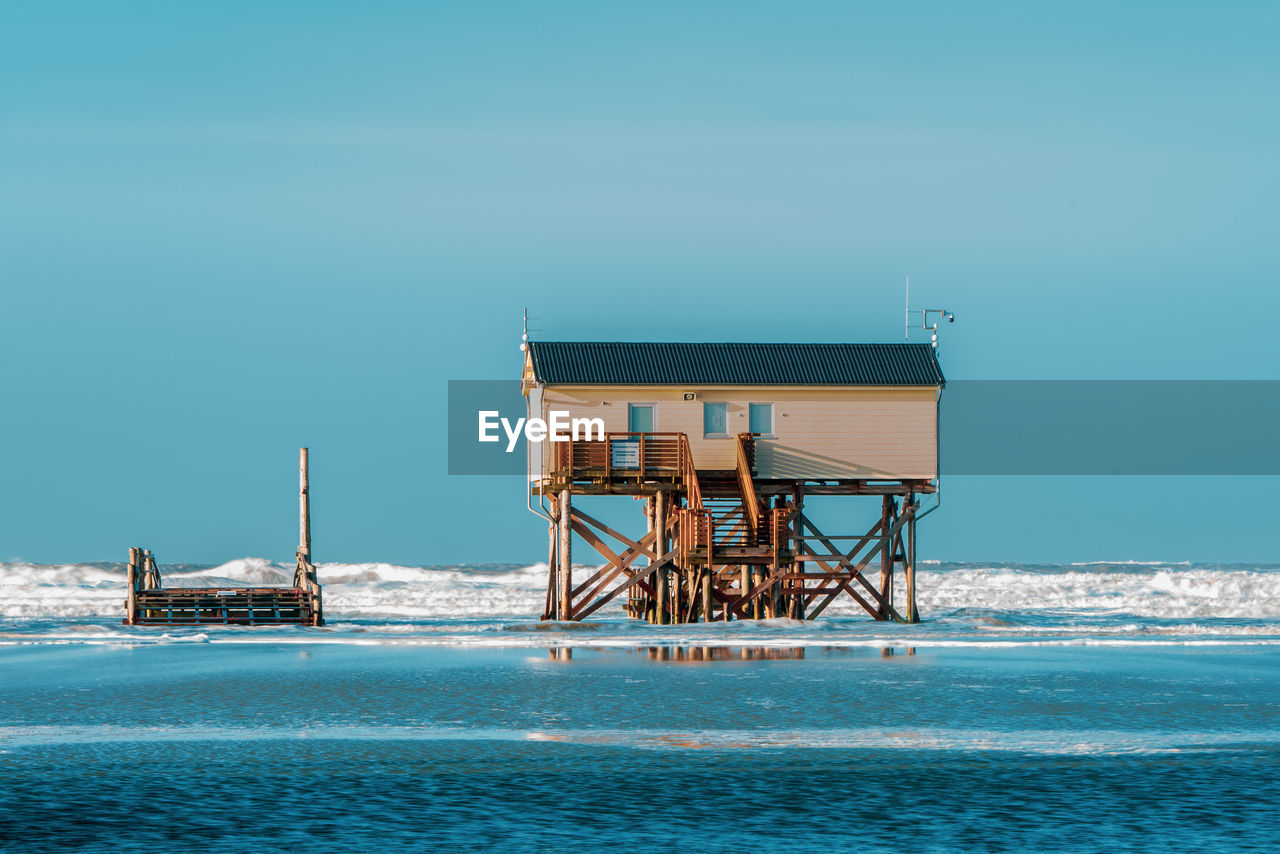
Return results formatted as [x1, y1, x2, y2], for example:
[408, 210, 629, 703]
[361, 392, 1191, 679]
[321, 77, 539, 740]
[2, 560, 1279, 625]
[915, 566, 1280, 620]
[0, 559, 555, 619]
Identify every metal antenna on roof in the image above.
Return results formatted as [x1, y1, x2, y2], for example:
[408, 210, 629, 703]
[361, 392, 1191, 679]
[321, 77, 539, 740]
[519, 308, 544, 349]
[904, 276, 910, 341]
[904, 280, 956, 350]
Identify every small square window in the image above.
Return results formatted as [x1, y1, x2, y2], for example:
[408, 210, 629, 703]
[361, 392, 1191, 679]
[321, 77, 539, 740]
[628, 404, 654, 433]
[749, 403, 773, 435]
[703, 402, 728, 436]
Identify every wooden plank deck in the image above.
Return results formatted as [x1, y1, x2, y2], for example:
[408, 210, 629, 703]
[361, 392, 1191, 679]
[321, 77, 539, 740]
[130, 587, 320, 626]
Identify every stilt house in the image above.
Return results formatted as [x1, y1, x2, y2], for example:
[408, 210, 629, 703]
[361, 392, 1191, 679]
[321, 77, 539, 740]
[521, 342, 945, 624]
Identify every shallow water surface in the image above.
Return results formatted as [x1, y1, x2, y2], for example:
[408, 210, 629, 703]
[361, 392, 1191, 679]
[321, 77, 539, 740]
[2, 642, 1278, 853]
[3, 559, 1279, 851]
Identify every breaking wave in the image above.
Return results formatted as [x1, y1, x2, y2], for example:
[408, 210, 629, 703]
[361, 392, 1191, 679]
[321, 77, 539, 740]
[1, 559, 1278, 622]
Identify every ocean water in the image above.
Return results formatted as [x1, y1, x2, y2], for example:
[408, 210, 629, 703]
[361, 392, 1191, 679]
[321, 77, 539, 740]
[2, 560, 1279, 852]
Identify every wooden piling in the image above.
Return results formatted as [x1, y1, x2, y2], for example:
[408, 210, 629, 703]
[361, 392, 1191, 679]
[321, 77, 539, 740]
[292, 447, 324, 624]
[299, 447, 311, 563]
[880, 496, 893, 619]
[766, 547, 778, 619]
[905, 495, 918, 623]
[544, 494, 559, 619]
[723, 567, 732, 622]
[125, 547, 138, 624]
[641, 496, 654, 622]
[750, 567, 761, 619]
[706, 571, 716, 624]
[543, 517, 558, 621]
[559, 488, 572, 620]
[654, 490, 668, 625]
[791, 489, 804, 620]
[142, 549, 159, 590]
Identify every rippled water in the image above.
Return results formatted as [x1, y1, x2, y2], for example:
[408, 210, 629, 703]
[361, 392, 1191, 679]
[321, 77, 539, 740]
[2, 561, 1279, 852]
[3, 643, 1279, 852]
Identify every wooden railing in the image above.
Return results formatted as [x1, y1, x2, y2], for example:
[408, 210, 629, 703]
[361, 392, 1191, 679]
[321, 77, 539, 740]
[677, 504, 791, 563]
[551, 432, 702, 501]
[679, 434, 703, 512]
[735, 433, 761, 532]
[766, 507, 790, 551]
[552, 432, 682, 474]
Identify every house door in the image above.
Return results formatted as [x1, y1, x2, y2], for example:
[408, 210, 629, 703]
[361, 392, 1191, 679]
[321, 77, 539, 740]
[616, 404, 654, 469]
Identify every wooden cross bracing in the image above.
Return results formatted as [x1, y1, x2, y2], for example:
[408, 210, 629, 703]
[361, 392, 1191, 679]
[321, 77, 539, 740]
[542, 481, 923, 625]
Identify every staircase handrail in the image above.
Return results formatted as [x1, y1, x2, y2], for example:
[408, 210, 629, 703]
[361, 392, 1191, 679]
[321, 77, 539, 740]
[735, 433, 762, 531]
[679, 434, 703, 512]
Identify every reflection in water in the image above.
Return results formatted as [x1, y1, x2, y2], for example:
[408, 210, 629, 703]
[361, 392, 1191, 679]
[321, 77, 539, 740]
[546, 646, 919, 661]
[547, 646, 808, 662]
[648, 646, 806, 661]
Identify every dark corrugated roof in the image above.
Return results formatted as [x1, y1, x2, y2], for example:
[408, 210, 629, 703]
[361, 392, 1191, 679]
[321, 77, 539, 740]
[527, 342, 945, 387]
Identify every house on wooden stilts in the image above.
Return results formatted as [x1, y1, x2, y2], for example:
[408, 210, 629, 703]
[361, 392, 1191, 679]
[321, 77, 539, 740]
[521, 342, 945, 624]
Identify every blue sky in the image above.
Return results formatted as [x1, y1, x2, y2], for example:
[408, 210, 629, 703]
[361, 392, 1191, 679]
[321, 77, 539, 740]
[2, 1, 1277, 564]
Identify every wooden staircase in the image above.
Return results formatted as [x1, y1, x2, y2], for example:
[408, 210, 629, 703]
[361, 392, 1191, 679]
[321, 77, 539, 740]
[677, 434, 789, 564]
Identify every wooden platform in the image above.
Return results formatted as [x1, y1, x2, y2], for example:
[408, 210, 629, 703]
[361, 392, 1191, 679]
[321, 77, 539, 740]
[123, 449, 325, 628]
[130, 587, 322, 626]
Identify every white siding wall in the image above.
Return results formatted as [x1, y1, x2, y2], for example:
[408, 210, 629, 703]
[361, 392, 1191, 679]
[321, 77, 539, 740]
[537, 385, 938, 480]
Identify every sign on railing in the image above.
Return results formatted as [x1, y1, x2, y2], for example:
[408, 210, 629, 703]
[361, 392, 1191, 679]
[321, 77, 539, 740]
[611, 439, 640, 468]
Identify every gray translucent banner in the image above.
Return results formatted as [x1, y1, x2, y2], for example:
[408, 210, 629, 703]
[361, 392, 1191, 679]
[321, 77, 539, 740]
[447, 380, 531, 475]
[448, 380, 1280, 476]
[942, 380, 1280, 474]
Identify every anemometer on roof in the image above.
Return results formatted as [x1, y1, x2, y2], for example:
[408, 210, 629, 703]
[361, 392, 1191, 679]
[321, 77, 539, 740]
[904, 276, 955, 349]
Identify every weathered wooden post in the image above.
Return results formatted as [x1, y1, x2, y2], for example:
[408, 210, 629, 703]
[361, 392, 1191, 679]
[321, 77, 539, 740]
[293, 447, 324, 625]
[701, 568, 713, 623]
[654, 490, 668, 624]
[142, 549, 160, 589]
[702, 525, 714, 622]
[752, 566, 762, 619]
[543, 494, 559, 620]
[722, 567, 732, 622]
[641, 496, 654, 621]
[904, 495, 918, 623]
[879, 496, 894, 619]
[125, 547, 138, 624]
[542, 509, 558, 621]
[558, 488, 572, 620]
[299, 447, 311, 563]
[790, 489, 804, 620]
